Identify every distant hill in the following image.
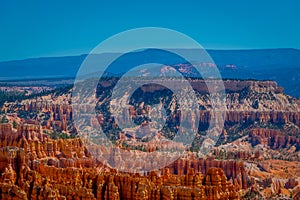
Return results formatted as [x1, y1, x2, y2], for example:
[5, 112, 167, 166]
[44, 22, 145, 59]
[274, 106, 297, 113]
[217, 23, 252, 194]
[0, 48, 299, 97]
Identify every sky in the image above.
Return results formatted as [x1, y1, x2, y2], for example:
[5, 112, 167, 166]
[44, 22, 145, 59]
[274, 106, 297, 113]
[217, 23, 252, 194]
[0, 0, 300, 61]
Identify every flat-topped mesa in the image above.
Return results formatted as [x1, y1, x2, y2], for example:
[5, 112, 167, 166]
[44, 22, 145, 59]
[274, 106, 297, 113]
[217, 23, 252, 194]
[190, 79, 284, 94]
[98, 78, 283, 94]
[223, 80, 283, 93]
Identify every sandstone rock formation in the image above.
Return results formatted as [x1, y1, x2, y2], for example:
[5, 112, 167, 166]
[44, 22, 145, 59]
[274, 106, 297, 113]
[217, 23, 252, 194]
[249, 128, 300, 150]
[164, 155, 248, 189]
[3, 79, 300, 134]
[2, 79, 299, 199]
[0, 123, 242, 199]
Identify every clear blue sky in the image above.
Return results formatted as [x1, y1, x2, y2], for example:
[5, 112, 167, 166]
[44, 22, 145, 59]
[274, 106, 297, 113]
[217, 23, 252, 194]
[0, 0, 299, 61]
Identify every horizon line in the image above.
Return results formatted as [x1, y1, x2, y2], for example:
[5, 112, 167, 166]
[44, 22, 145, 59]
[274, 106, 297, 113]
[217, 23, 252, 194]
[0, 47, 299, 63]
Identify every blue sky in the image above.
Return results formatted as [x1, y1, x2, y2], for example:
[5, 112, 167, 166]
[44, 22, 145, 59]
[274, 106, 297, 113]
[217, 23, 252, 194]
[0, 0, 299, 61]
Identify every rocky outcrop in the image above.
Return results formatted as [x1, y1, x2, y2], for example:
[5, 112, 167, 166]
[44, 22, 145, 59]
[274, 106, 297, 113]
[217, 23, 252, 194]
[2, 79, 298, 199]
[2, 95, 72, 132]
[249, 128, 300, 150]
[26, 100, 72, 132]
[285, 177, 298, 189]
[0, 123, 94, 169]
[0, 151, 241, 200]
[165, 156, 248, 189]
[97, 78, 284, 94]
[225, 111, 300, 126]
[0, 123, 242, 199]
[4, 79, 299, 133]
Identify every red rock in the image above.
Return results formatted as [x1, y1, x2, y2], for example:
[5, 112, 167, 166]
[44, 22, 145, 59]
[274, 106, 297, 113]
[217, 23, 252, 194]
[0, 123, 241, 199]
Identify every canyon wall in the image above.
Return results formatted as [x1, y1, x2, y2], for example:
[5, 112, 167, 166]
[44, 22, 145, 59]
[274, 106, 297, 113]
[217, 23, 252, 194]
[249, 128, 300, 150]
